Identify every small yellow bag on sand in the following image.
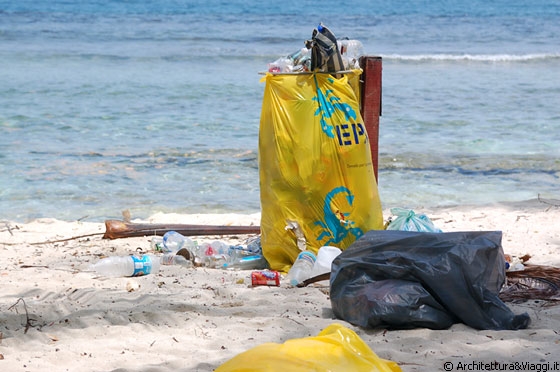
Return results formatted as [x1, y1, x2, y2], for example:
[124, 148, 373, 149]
[215, 323, 401, 372]
[259, 70, 383, 272]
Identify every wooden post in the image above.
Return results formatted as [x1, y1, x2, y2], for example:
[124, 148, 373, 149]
[359, 56, 382, 181]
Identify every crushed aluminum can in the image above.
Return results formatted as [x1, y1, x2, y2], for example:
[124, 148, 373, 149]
[251, 270, 280, 287]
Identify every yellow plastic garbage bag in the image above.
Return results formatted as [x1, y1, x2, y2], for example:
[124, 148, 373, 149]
[215, 323, 401, 372]
[259, 70, 384, 273]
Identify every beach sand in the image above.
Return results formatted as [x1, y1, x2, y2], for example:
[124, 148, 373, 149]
[1, 199, 559, 371]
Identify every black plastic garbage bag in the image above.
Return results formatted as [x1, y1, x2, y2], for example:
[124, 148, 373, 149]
[330, 230, 531, 330]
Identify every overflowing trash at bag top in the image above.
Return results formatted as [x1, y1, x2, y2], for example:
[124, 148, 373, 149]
[267, 23, 364, 73]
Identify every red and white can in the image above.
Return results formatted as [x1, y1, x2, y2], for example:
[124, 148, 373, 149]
[251, 270, 280, 286]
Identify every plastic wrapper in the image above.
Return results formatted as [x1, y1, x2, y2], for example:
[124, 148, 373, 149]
[330, 230, 531, 330]
[215, 323, 401, 372]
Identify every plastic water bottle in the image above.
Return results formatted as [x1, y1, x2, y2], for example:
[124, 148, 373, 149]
[90, 254, 161, 277]
[285, 251, 317, 286]
[196, 240, 230, 268]
[338, 39, 364, 69]
[222, 254, 267, 270]
[220, 243, 266, 270]
[162, 231, 196, 253]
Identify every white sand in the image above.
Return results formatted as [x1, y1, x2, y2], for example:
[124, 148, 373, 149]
[1, 200, 559, 371]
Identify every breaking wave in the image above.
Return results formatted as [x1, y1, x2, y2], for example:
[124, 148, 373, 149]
[381, 53, 560, 62]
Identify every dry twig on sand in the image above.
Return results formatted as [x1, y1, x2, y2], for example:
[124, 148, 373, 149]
[8, 298, 37, 334]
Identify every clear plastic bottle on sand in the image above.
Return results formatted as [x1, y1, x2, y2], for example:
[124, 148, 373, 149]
[222, 254, 267, 270]
[285, 251, 317, 286]
[162, 231, 196, 253]
[90, 254, 161, 277]
[196, 240, 229, 268]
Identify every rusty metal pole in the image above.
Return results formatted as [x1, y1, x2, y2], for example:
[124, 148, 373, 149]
[359, 56, 382, 181]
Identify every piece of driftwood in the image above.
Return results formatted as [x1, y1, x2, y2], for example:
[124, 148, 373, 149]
[103, 220, 260, 239]
[298, 273, 331, 287]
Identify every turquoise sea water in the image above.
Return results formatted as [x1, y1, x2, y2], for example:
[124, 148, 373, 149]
[1, 0, 559, 222]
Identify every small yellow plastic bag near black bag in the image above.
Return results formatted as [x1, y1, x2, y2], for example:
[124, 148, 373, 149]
[215, 323, 401, 372]
[259, 70, 384, 273]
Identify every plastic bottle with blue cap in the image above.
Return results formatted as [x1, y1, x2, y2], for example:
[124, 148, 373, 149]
[286, 251, 317, 286]
[90, 254, 161, 277]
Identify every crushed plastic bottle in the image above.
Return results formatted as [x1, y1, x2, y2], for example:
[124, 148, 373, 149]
[246, 236, 262, 254]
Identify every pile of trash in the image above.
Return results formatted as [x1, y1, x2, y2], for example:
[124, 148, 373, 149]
[267, 23, 365, 73]
[152, 231, 266, 270]
[90, 231, 269, 278]
[91, 228, 344, 289]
